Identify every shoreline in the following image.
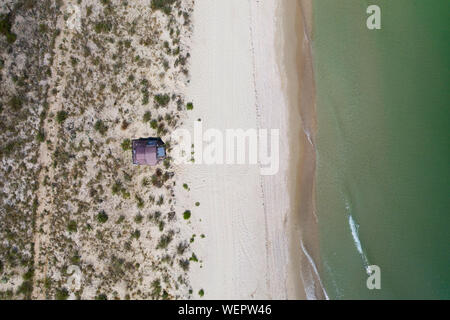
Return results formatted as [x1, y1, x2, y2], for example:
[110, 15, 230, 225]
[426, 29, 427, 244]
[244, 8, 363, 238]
[279, 0, 327, 299]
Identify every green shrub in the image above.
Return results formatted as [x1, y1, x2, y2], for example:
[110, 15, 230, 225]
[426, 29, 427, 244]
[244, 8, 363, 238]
[121, 139, 131, 151]
[134, 214, 143, 224]
[179, 259, 189, 271]
[154, 94, 170, 108]
[157, 232, 173, 249]
[17, 281, 33, 297]
[151, 279, 161, 298]
[116, 215, 125, 224]
[156, 195, 164, 206]
[0, 14, 17, 44]
[122, 190, 131, 199]
[5, 30, 16, 43]
[198, 289, 204, 297]
[55, 288, 69, 300]
[186, 102, 194, 110]
[36, 130, 45, 143]
[56, 110, 68, 124]
[177, 242, 188, 255]
[135, 195, 144, 209]
[23, 269, 34, 281]
[71, 255, 80, 265]
[123, 171, 132, 182]
[94, 120, 108, 135]
[163, 158, 170, 169]
[67, 220, 77, 232]
[151, 0, 176, 15]
[131, 229, 141, 239]
[150, 119, 158, 129]
[183, 210, 191, 220]
[44, 278, 52, 289]
[3, 142, 14, 156]
[112, 180, 122, 195]
[70, 56, 78, 66]
[143, 111, 152, 122]
[9, 96, 23, 111]
[142, 90, 149, 105]
[94, 21, 112, 33]
[189, 253, 198, 262]
[39, 23, 48, 33]
[97, 210, 108, 223]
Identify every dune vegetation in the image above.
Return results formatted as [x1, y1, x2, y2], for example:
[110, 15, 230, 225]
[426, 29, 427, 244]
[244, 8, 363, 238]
[0, 0, 198, 300]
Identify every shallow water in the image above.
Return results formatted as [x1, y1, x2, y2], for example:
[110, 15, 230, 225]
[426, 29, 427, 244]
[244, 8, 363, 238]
[312, 0, 450, 299]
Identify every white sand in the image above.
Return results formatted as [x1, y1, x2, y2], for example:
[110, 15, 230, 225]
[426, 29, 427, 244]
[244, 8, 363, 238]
[176, 0, 303, 299]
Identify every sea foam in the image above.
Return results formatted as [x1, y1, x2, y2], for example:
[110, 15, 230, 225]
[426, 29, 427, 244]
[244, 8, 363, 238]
[348, 212, 371, 275]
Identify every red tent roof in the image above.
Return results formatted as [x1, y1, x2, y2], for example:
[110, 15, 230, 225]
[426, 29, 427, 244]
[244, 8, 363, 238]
[135, 145, 157, 165]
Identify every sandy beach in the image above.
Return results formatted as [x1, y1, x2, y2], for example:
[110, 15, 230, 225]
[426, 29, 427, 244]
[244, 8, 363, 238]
[178, 0, 325, 299]
[282, 0, 327, 300]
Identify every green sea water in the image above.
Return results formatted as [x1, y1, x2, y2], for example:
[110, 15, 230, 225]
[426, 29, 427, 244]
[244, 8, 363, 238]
[312, 0, 449, 299]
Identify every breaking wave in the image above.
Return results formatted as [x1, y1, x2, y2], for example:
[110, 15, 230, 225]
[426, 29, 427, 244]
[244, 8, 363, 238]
[300, 240, 329, 300]
[347, 208, 371, 275]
